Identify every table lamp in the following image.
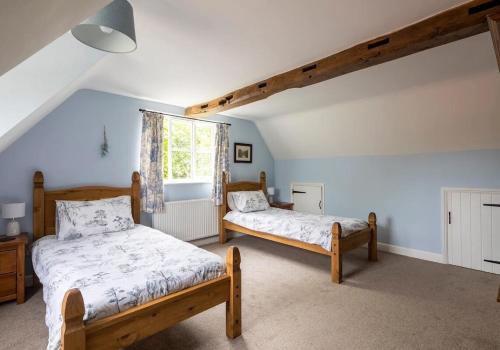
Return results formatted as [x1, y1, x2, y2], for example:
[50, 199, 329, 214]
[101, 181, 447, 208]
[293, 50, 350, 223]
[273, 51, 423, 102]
[267, 187, 275, 204]
[1, 203, 25, 236]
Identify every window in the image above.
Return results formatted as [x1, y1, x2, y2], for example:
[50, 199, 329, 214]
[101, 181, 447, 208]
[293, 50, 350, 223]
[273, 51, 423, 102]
[163, 117, 215, 183]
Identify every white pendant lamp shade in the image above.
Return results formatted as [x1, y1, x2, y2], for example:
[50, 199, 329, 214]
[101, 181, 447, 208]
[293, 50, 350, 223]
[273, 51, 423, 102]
[72, 0, 136, 53]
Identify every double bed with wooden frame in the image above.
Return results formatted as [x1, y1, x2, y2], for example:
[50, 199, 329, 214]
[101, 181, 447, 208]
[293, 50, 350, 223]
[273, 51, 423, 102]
[32, 171, 241, 350]
[219, 171, 377, 283]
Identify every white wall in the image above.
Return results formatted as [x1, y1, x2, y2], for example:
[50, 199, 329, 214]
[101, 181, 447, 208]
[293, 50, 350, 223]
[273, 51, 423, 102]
[254, 33, 500, 159]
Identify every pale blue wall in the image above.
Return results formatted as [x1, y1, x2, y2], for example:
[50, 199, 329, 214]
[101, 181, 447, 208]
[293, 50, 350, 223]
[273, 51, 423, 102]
[275, 150, 500, 254]
[0, 89, 274, 236]
[4, 89, 498, 258]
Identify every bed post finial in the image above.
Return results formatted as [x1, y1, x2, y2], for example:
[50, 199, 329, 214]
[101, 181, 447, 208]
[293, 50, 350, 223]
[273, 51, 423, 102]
[368, 212, 378, 262]
[33, 171, 45, 241]
[226, 246, 241, 339]
[259, 171, 267, 193]
[331, 222, 342, 284]
[61, 289, 86, 350]
[132, 171, 140, 183]
[34, 171, 44, 187]
[131, 171, 141, 224]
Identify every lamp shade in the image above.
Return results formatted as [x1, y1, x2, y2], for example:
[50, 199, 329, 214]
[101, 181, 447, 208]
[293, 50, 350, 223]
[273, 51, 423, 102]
[1, 203, 25, 219]
[267, 187, 275, 196]
[71, 0, 137, 53]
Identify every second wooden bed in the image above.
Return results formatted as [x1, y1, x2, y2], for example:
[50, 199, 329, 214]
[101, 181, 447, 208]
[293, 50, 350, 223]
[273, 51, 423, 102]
[219, 171, 377, 283]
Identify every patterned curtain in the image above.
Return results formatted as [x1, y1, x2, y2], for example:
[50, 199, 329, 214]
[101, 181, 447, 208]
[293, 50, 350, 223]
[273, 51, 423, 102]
[212, 123, 230, 205]
[140, 111, 164, 213]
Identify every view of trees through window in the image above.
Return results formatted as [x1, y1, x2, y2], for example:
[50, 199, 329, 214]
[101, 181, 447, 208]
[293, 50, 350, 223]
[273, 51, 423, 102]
[163, 118, 215, 182]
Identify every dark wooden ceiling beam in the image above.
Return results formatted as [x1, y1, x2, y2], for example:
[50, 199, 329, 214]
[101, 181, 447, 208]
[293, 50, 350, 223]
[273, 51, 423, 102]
[488, 12, 500, 70]
[185, 0, 500, 117]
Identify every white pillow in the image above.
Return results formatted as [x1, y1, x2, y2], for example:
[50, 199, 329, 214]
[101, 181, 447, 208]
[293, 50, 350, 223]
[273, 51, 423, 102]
[56, 195, 135, 240]
[227, 192, 238, 211]
[229, 190, 270, 213]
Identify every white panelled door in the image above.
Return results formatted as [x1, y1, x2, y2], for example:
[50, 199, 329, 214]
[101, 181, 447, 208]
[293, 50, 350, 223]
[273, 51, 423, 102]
[290, 183, 324, 215]
[446, 189, 500, 274]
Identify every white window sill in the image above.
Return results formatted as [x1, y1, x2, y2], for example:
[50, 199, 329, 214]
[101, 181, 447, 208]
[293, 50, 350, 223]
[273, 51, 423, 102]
[164, 180, 212, 185]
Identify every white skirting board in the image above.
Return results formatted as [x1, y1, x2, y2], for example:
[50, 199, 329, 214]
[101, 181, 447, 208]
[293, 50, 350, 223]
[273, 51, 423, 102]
[191, 232, 446, 264]
[377, 242, 446, 264]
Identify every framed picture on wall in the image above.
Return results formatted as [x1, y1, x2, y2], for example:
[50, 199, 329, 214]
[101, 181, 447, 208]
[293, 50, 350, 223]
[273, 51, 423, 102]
[234, 143, 253, 163]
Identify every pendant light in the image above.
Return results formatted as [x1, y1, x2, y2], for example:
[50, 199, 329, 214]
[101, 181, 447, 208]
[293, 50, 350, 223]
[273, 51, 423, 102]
[71, 0, 137, 53]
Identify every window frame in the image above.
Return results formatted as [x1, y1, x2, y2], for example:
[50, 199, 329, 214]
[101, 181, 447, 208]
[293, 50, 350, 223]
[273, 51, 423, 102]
[164, 116, 215, 184]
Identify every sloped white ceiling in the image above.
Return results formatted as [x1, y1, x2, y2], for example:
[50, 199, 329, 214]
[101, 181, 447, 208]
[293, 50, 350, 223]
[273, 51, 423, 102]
[0, 0, 110, 76]
[80, 0, 466, 107]
[0, 33, 106, 153]
[0, 0, 498, 159]
[77, 0, 498, 159]
[254, 33, 500, 159]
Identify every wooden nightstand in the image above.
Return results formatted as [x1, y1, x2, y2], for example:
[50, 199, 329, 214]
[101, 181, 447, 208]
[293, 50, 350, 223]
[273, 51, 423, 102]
[270, 201, 294, 210]
[0, 233, 28, 304]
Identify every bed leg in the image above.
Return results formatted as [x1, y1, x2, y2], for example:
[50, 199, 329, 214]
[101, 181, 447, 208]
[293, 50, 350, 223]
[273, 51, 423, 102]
[219, 196, 228, 244]
[331, 222, 342, 284]
[368, 212, 378, 262]
[34, 274, 41, 289]
[226, 246, 241, 339]
[219, 229, 227, 244]
[219, 226, 227, 244]
[61, 289, 85, 350]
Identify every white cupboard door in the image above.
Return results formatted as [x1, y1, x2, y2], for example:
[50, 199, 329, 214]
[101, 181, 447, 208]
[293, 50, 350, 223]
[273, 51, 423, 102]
[470, 193, 482, 271]
[447, 190, 499, 274]
[291, 184, 323, 215]
[480, 193, 493, 273]
[491, 194, 500, 274]
[460, 192, 471, 269]
[449, 192, 462, 267]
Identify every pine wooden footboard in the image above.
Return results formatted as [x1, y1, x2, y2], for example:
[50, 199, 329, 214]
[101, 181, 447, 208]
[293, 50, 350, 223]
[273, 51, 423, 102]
[60, 246, 241, 350]
[331, 212, 377, 283]
[218, 171, 377, 284]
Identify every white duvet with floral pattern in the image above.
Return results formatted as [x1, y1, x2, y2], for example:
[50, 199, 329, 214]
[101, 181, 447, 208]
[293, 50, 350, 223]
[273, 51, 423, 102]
[32, 225, 225, 350]
[224, 208, 368, 251]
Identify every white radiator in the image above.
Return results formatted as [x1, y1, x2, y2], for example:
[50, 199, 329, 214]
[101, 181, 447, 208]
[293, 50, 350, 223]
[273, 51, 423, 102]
[152, 198, 218, 241]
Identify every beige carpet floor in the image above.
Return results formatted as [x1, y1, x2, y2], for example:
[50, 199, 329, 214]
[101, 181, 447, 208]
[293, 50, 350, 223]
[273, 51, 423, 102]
[1, 235, 499, 350]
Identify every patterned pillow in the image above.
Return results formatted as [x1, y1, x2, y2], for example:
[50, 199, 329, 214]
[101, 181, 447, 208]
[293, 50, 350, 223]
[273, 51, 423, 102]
[227, 192, 238, 211]
[56, 195, 135, 240]
[229, 190, 270, 213]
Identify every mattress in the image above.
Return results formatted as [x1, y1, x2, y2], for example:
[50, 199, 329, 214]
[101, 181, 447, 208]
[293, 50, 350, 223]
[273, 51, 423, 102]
[32, 224, 225, 350]
[224, 207, 368, 251]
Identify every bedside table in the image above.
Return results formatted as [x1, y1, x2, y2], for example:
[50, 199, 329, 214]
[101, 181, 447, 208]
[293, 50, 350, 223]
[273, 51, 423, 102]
[270, 201, 294, 210]
[0, 233, 28, 304]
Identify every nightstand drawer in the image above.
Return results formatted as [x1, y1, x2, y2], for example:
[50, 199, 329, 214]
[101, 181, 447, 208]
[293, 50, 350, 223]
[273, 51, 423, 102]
[0, 274, 16, 297]
[0, 250, 16, 274]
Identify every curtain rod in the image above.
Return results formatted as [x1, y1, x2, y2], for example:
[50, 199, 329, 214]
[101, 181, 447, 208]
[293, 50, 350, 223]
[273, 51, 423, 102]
[139, 108, 231, 126]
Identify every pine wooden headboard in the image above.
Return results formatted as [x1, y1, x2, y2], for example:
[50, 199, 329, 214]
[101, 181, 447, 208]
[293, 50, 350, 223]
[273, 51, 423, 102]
[32, 171, 141, 240]
[219, 171, 267, 218]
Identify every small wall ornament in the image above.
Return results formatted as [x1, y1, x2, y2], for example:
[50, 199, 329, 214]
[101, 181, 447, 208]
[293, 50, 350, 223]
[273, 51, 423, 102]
[101, 126, 109, 157]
